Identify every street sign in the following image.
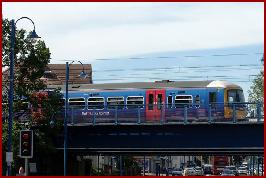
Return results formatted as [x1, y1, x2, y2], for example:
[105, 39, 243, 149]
[6, 152, 13, 163]
[29, 163, 37, 173]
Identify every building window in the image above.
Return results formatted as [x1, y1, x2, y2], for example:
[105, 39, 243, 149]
[126, 96, 144, 108]
[69, 98, 85, 109]
[88, 97, 104, 109]
[107, 97, 124, 109]
[175, 95, 193, 108]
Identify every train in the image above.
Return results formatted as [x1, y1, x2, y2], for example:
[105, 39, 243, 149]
[55, 80, 247, 123]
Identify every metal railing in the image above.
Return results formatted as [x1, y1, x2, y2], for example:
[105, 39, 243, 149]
[53, 102, 264, 125]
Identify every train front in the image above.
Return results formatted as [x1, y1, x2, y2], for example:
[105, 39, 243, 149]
[224, 85, 247, 120]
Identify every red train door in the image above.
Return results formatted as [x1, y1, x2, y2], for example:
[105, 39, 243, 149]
[146, 89, 166, 121]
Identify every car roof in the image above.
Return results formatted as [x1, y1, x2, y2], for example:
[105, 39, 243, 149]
[223, 169, 234, 172]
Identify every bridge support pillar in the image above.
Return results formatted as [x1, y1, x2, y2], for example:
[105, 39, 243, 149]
[97, 155, 99, 174]
[120, 156, 123, 176]
[143, 156, 146, 176]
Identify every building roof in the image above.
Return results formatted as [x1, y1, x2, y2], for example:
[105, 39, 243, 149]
[42, 64, 92, 85]
[2, 64, 93, 94]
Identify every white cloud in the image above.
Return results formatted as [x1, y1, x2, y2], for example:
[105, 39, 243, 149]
[2, 2, 264, 62]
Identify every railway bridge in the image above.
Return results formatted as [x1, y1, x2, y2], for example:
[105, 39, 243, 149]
[56, 121, 264, 155]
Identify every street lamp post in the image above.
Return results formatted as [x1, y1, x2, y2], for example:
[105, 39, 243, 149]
[7, 17, 40, 176]
[64, 62, 69, 176]
[64, 61, 87, 176]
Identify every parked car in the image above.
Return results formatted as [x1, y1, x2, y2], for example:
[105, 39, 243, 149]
[225, 166, 238, 176]
[203, 164, 213, 175]
[172, 168, 183, 176]
[254, 167, 264, 176]
[167, 168, 173, 175]
[184, 167, 196, 176]
[241, 162, 248, 168]
[194, 166, 203, 176]
[221, 169, 235, 176]
[237, 166, 248, 176]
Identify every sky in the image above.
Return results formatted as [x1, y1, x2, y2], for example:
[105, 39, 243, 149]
[2, 2, 264, 63]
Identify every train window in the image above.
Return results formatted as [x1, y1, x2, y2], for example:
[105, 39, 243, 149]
[69, 98, 85, 109]
[148, 94, 154, 110]
[88, 97, 104, 109]
[227, 90, 244, 103]
[209, 92, 216, 103]
[194, 95, 200, 108]
[175, 95, 192, 108]
[157, 94, 163, 110]
[107, 97, 124, 109]
[167, 95, 173, 108]
[209, 92, 217, 108]
[126, 96, 144, 108]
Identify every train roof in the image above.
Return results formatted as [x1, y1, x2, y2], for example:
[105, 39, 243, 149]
[47, 80, 242, 91]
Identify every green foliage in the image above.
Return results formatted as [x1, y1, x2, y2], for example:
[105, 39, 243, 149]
[41, 88, 64, 121]
[248, 70, 264, 103]
[2, 121, 25, 174]
[2, 18, 50, 99]
[2, 18, 63, 175]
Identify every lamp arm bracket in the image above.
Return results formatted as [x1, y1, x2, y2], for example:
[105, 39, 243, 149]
[15, 17, 36, 31]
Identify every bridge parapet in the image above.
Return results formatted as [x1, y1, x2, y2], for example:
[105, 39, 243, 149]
[52, 102, 264, 126]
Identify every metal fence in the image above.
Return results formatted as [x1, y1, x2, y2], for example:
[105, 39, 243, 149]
[53, 102, 264, 125]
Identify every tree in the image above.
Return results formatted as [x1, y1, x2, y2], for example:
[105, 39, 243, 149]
[2, 18, 63, 175]
[2, 18, 50, 101]
[29, 89, 63, 125]
[248, 70, 264, 103]
[248, 55, 264, 118]
[2, 121, 24, 175]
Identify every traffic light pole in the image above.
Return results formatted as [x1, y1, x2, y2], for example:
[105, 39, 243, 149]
[25, 158, 29, 176]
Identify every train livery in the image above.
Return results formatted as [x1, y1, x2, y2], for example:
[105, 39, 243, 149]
[59, 80, 247, 123]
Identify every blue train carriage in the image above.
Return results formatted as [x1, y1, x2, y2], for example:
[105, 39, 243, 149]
[63, 80, 247, 124]
[65, 89, 146, 124]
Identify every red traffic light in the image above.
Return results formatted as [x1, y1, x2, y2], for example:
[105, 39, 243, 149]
[22, 133, 29, 140]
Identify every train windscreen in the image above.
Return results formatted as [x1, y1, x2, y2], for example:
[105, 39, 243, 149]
[227, 89, 245, 103]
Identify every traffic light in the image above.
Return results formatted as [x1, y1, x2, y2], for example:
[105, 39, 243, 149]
[20, 130, 33, 158]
